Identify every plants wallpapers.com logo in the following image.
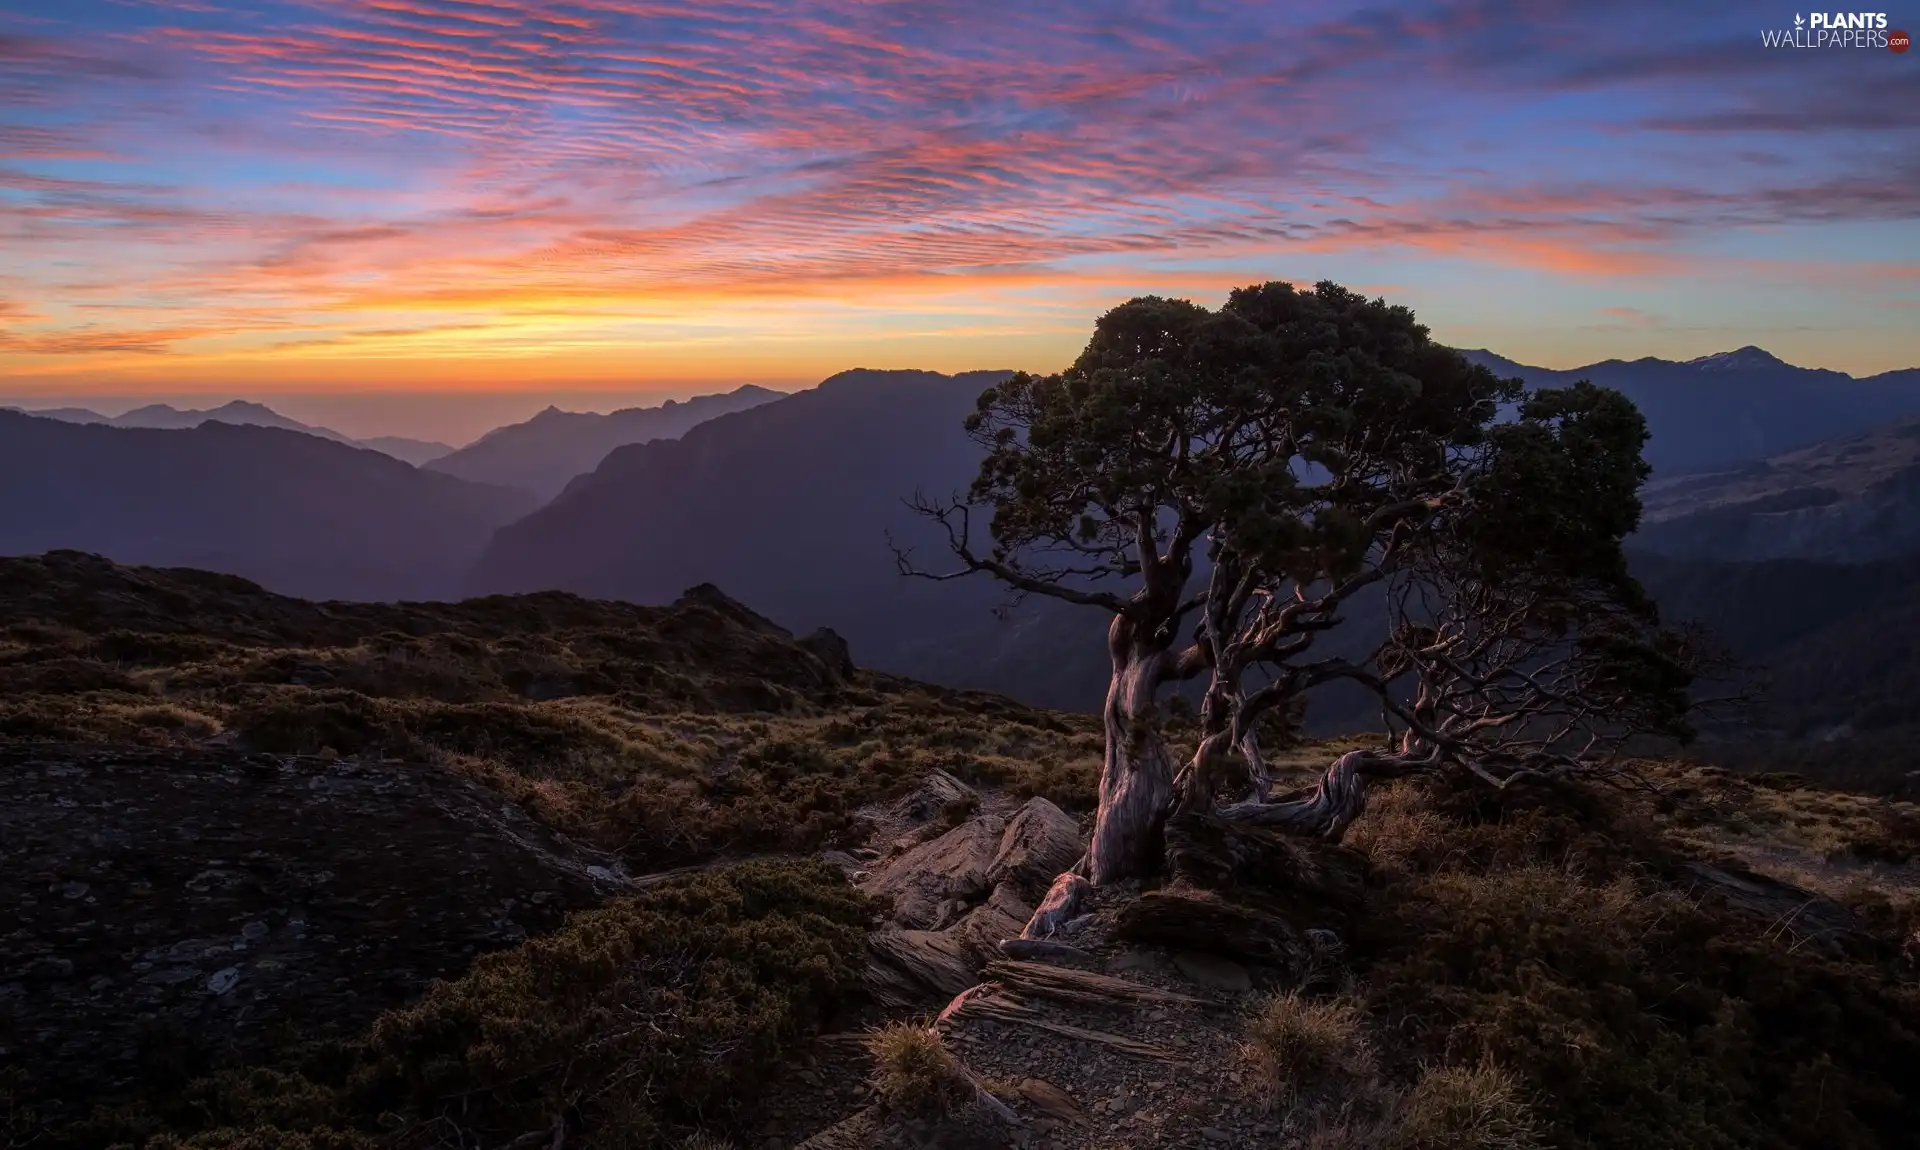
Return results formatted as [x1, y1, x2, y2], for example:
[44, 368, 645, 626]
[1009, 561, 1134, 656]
[1761, 11, 1908, 49]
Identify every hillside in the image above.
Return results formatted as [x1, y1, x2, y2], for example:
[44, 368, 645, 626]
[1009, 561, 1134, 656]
[425, 384, 785, 499]
[1635, 417, 1920, 563]
[2, 553, 1916, 1150]
[0, 412, 536, 600]
[1460, 346, 1920, 474]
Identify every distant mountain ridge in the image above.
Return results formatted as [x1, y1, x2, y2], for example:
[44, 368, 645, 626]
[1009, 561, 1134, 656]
[463, 369, 1101, 697]
[1457, 345, 1920, 473]
[425, 384, 785, 499]
[0, 411, 535, 601]
[4, 400, 454, 466]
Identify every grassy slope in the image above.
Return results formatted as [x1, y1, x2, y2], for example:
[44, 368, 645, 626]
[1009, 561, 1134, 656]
[4, 552, 1918, 1150]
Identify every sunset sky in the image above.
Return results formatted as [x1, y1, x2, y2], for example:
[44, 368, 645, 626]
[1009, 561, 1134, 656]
[2, 0, 1916, 413]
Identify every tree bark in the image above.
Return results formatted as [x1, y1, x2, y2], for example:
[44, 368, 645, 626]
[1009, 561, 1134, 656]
[1215, 750, 1406, 841]
[1084, 617, 1177, 884]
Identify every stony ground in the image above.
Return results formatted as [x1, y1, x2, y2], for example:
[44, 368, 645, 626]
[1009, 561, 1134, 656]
[730, 769, 1361, 1150]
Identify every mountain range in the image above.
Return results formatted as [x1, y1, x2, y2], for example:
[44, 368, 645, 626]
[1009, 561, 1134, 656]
[1460, 345, 1920, 474]
[9, 345, 1920, 742]
[466, 350, 1920, 750]
[424, 384, 784, 499]
[3, 400, 456, 466]
[0, 412, 535, 601]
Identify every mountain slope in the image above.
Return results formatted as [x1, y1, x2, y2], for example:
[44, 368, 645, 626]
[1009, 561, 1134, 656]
[426, 384, 784, 499]
[463, 369, 1122, 700]
[0, 411, 536, 600]
[357, 435, 455, 465]
[1634, 417, 1920, 562]
[1459, 346, 1920, 474]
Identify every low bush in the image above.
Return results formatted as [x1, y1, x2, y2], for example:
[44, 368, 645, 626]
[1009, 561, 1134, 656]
[1355, 774, 1920, 1150]
[75, 860, 878, 1150]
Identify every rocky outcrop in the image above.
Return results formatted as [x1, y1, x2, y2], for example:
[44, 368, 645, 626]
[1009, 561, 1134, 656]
[0, 743, 621, 1123]
[895, 768, 979, 823]
[861, 790, 1088, 1005]
[863, 813, 1007, 930]
[986, 796, 1083, 900]
[799, 627, 856, 682]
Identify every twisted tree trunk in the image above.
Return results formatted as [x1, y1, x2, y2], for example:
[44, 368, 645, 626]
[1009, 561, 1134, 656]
[1216, 749, 1408, 841]
[1085, 616, 1178, 884]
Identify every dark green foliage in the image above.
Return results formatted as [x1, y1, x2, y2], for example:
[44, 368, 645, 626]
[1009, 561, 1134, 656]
[1356, 778, 1920, 1150]
[73, 860, 876, 1150]
[1462, 382, 1651, 594]
[964, 281, 1515, 587]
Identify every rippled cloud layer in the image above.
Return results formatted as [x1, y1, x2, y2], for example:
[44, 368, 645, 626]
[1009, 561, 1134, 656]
[2, 0, 1915, 390]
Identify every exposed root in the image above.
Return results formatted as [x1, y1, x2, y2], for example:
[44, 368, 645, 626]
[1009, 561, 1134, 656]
[1018, 870, 1091, 939]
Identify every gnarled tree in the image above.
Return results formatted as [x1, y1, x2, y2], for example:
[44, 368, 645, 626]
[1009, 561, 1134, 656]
[898, 281, 1691, 936]
[1198, 381, 1696, 841]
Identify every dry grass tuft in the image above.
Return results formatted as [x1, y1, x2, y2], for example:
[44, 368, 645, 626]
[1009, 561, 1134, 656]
[677, 1135, 738, 1150]
[1240, 991, 1375, 1105]
[1390, 1060, 1544, 1150]
[865, 1024, 976, 1116]
[1342, 780, 1457, 875]
[1301, 1060, 1541, 1150]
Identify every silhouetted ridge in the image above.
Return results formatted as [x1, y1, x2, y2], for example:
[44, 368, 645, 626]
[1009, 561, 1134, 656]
[0, 412, 533, 601]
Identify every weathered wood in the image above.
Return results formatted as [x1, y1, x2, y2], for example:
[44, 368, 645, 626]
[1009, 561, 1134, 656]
[997, 938, 1096, 965]
[933, 983, 996, 1029]
[1010, 1078, 1091, 1127]
[953, 994, 1186, 1063]
[1216, 749, 1407, 841]
[1086, 631, 1179, 885]
[981, 959, 1215, 1010]
[1111, 885, 1306, 969]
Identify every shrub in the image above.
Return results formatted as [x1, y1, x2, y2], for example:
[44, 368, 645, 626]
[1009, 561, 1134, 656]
[355, 858, 875, 1148]
[72, 860, 877, 1150]
[1357, 776, 1920, 1150]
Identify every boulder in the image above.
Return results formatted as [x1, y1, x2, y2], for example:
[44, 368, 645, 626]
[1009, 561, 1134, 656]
[986, 797, 1085, 900]
[861, 814, 1005, 928]
[1679, 861, 1870, 958]
[895, 769, 980, 823]
[947, 881, 1033, 959]
[797, 627, 856, 682]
